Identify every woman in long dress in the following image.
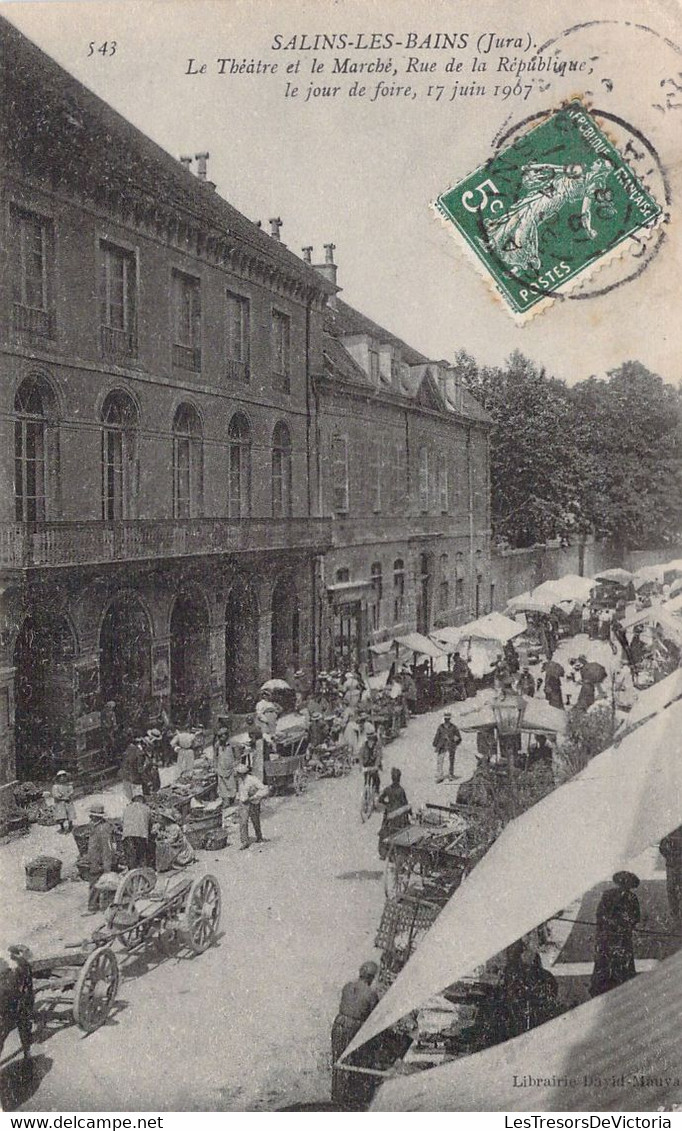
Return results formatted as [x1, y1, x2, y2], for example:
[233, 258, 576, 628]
[590, 871, 641, 997]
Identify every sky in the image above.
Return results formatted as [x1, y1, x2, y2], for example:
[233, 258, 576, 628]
[2, 0, 681, 386]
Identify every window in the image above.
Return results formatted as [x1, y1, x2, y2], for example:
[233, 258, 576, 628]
[173, 403, 202, 518]
[15, 380, 46, 522]
[100, 241, 136, 357]
[272, 309, 291, 392]
[331, 433, 349, 514]
[455, 552, 465, 608]
[371, 561, 383, 630]
[390, 357, 400, 384]
[439, 553, 450, 611]
[418, 446, 429, 512]
[101, 391, 138, 520]
[368, 348, 380, 383]
[438, 455, 449, 513]
[393, 442, 407, 512]
[227, 413, 251, 518]
[172, 270, 201, 370]
[226, 291, 250, 382]
[272, 421, 292, 518]
[336, 568, 350, 583]
[12, 207, 54, 337]
[369, 437, 382, 513]
[393, 558, 405, 624]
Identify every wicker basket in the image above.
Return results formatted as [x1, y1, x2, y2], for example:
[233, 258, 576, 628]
[26, 855, 62, 891]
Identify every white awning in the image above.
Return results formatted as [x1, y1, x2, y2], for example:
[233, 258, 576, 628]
[395, 632, 446, 659]
[532, 574, 594, 604]
[344, 699, 682, 1058]
[433, 613, 524, 647]
[372, 945, 682, 1111]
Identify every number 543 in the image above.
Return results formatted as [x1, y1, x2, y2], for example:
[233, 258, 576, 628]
[87, 41, 117, 57]
[462, 178, 504, 214]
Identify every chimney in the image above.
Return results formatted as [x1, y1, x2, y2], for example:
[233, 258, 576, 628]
[179, 155, 193, 172]
[195, 152, 210, 180]
[313, 242, 338, 287]
[301, 246, 313, 264]
[269, 217, 283, 241]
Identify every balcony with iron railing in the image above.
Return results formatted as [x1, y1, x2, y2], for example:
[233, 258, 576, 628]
[13, 304, 55, 338]
[0, 516, 333, 570]
[173, 342, 202, 371]
[100, 324, 137, 359]
[225, 358, 250, 383]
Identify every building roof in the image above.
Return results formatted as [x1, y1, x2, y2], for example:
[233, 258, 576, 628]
[326, 299, 429, 366]
[0, 14, 333, 295]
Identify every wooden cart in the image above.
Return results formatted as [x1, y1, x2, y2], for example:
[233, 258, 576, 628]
[262, 729, 309, 794]
[383, 806, 489, 901]
[28, 869, 221, 1038]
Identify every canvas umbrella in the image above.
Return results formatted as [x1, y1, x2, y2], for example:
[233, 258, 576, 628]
[532, 575, 594, 604]
[342, 699, 682, 1060]
[505, 592, 554, 615]
[458, 693, 566, 735]
[595, 568, 635, 584]
[394, 632, 447, 660]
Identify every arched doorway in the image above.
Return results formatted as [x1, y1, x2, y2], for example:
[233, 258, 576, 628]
[416, 552, 433, 635]
[271, 574, 299, 678]
[225, 578, 259, 711]
[99, 595, 151, 734]
[170, 593, 210, 726]
[13, 613, 76, 779]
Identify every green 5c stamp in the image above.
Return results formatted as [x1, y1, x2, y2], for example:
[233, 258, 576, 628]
[435, 102, 662, 320]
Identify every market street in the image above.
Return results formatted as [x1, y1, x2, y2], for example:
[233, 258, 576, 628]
[2, 702, 479, 1112]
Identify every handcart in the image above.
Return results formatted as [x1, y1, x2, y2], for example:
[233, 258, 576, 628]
[383, 804, 489, 901]
[262, 725, 309, 794]
[27, 869, 221, 1037]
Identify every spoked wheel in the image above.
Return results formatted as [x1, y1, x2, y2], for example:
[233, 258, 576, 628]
[384, 848, 413, 899]
[180, 874, 222, 955]
[113, 868, 157, 948]
[360, 783, 375, 823]
[72, 947, 119, 1033]
[293, 767, 307, 794]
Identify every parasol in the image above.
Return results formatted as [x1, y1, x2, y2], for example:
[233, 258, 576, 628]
[259, 678, 292, 692]
[580, 661, 607, 683]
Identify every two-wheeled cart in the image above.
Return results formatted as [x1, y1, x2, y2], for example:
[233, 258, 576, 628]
[27, 869, 221, 1036]
[382, 804, 490, 901]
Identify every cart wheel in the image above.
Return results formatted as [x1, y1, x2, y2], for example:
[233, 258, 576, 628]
[113, 868, 157, 948]
[180, 873, 222, 954]
[384, 849, 412, 899]
[293, 767, 307, 794]
[72, 946, 119, 1033]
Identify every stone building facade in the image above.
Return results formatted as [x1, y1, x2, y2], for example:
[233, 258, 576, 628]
[0, 17, 333, 787]
[314, 283, 491, 672]
[0, 17, 491, 793]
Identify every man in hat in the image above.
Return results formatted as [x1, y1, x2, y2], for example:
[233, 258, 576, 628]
[331, 960, 379, 1109]
[659, 825, 682, 922]
[516, 666, 536, 698]
[0, 944, 34, 1061]
[85, 803, 116, 913]
[215, 728, 237, 806]
[52, 770, 76, 833]
[122, 786, 153, 870]
[590, 871, 641, 997]
[235, 763, 268, 849]
[378, 768, 411, 860]
[308, 710, 327, 750]
[432, 711, 462, 782]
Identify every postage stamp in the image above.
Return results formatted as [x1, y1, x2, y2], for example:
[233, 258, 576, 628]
[435, 101, 663, 320]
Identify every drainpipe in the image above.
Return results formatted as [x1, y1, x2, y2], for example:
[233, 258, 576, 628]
[305, 298, 313, 517]
[463, 425, 475, 619]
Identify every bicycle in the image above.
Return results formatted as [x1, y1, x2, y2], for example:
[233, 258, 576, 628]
[360, 766, 380, 822]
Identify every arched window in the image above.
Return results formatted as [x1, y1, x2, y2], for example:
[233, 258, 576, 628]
[455, 551, 465, 608]
[272, 421, 292, 518]
[173, 403, 203, 518]
[101, 391, 138, 520]
[418, 446, 429, 512]
[393, 558, 405, 624]
[15, 379, 47, 522]
[228, 413, 251, 518]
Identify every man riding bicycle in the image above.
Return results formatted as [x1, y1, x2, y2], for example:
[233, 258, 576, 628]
[361, 732, 382, 795]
